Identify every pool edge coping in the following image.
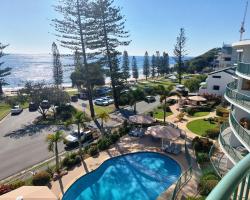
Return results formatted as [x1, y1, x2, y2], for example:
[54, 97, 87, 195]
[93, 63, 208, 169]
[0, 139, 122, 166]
[59, 150, 184, 200]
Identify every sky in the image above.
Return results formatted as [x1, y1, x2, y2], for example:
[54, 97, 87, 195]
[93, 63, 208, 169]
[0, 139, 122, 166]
[0, 0, 249, 56]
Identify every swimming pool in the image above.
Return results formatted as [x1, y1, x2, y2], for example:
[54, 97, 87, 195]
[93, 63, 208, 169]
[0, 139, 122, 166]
[62, 152, 181, 200]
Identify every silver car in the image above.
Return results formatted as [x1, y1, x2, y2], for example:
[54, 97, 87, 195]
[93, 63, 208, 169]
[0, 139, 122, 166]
[11, 105, 23, 115]
[95, 98, 109, 106]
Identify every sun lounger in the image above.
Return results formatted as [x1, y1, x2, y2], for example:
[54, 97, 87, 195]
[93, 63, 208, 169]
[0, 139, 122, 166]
[173, 144, 182, 155]
[166, 143, 175, 153]
[161, 141, 171, 151]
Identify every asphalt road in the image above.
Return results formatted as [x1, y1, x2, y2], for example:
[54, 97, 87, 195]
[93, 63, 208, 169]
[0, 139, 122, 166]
[0, 109, 70, 180]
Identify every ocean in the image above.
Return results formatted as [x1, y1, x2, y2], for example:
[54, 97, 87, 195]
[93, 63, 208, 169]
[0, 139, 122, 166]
[1, 54, 176, 89]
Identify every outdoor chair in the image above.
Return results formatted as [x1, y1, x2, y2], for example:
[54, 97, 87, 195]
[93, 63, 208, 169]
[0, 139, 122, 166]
[166, 143, 175, 153]
[173, 144, 182, 155]
[161, 140, 171, 151]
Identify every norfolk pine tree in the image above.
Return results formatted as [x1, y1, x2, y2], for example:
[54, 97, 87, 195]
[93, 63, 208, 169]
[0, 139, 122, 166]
[122, 50, 130, 82]
[174, 28, 187, 84]
[151, 54, 156, 78]
[132, 56, 138, 82]
[0, 43, 11, 95]
[52, 42, 63, 87]
[52, 0, 98, 118]
[90, 0, 130, 109]
[143, 51, 150, 80]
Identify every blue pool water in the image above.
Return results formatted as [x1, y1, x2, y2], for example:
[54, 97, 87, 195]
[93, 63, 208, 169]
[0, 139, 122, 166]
[62, 152, 181, 200]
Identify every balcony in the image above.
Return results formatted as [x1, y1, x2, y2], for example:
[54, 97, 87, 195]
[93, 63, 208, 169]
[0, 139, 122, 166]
[236, 62, 250, 79]
[230, 112, 250, 151]
[219, 123, 243, 164]
[225, 81, 250, 112]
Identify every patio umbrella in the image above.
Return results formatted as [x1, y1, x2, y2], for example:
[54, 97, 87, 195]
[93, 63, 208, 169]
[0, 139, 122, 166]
[0, 186, 57, 200]
[145, 125, 180, 140]
[145, 125, 181, 149]
[129, 114, 156, 124]
[188, 96, 206, 102]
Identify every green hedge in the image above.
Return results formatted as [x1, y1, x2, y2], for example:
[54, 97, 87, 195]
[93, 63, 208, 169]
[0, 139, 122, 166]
[199, 171, 220, 196]
[62, 153, 81, 169]
[32, 171, 51, 186]
[216, 106, 229, 117]
[205, 127, 220, 139]
[196, 152, 209, 164]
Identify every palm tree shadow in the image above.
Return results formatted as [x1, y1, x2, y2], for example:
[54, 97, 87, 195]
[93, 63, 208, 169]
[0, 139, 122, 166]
[58, 177, 65, 195]
[81, 158, 89, 173]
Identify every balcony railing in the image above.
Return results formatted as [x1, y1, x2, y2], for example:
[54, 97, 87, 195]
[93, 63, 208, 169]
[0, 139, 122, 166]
[207, 153, 250, 200]
[230, 112, 250, 149]
[237, 62, 250, 76]
[225, 81, 250, 110]
[219, 123, 242, 163]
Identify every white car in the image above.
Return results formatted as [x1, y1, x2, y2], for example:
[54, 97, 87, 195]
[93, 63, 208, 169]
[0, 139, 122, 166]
[11, 105, 23, 115]
[95, 98, 109, 106]
[65, 129, 91, 143]
[65, 129, 84, 143]
[101, 96, 114, 104]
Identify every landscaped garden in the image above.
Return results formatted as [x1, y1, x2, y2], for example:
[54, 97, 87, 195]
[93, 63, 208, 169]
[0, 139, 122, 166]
[191, 111, 210, 117]
[187, 118, 218, 136]
[152, 106, 172, 119]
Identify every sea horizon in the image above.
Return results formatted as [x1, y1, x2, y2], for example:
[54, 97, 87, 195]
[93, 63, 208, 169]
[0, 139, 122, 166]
[1, 53, 188, 90]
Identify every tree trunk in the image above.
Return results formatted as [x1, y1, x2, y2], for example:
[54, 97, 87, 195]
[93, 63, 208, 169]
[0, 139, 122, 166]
[134, 103, 136, 114]
[55, 142, 60, 173]
[163, 98, 166, 124]
[0, 83, 3, 95]
[77, 123, 83, 160]
[100, 4, 119, 110]
[76, 0, 95, 119]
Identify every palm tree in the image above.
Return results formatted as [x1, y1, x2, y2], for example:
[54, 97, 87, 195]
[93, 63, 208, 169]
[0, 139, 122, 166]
[71, 111, 90, 157]
[46, 131, 64, 173]
[98, 111, 110, 131]
[129, 89, 144, 114]
[158, 85, 183, 124]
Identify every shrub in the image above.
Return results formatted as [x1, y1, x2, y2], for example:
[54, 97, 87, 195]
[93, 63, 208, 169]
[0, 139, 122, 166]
[216, 106, 229, 117]
[187, 197, 206, 200]
[196, 152, 209, 164]
[199, 171, 220, 195]
[11, 180, 25, 190]
[192, 137, 213, 153]
[205, 127, 220, 139]
[32, 171, 51, 186]
[97, 137, 111, 151]
[88, 145, 98, 156]
[62, 153, 81, 169]
[109, 132, 120, 143]
[0, 184, 12, 195]
[200, 179, 219, 195]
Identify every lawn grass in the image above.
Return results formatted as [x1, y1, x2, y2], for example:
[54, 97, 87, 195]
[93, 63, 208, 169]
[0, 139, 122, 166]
[65, 89, 78, 96]
[191, 111, 210, 118]
[186, 119, 217, 136]
[153, 108, 172, 119]
[0, 102, 11, 121]
[87, 104, 115, 116]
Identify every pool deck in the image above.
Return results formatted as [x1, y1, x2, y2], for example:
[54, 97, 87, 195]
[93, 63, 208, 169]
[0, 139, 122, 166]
[51, 134, 199, 199]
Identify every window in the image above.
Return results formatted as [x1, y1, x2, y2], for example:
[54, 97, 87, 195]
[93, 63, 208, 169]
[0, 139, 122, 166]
[242, 79, 250, 90]
[224, 57, 231, 61]
[238, 52, 243, 62]
[212, 75, 221, 79]
[213, 85, 220, 90]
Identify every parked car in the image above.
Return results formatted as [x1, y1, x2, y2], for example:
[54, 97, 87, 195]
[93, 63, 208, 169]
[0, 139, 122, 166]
[40, 100, 50, 109]
[101, 96, 114, 104]
[145, 96, 156, 103]
[94, 98, 109, 106]
[64, 130, 93, 148]
[29, 102, 38, 111]
[11, 105, 23, 115]
[71, 95, 78, 102]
